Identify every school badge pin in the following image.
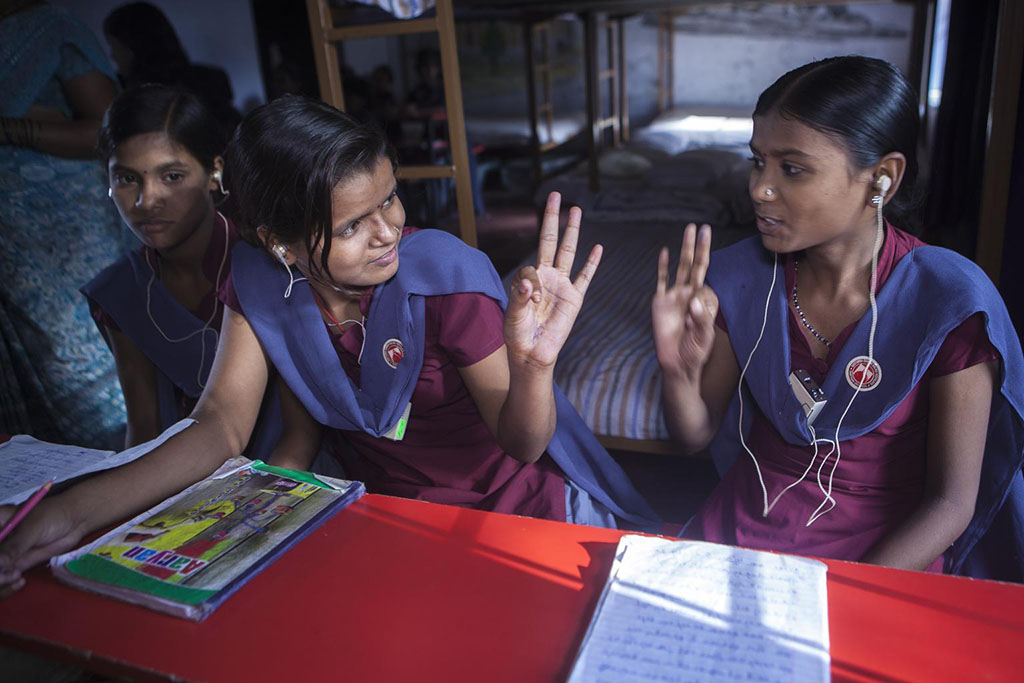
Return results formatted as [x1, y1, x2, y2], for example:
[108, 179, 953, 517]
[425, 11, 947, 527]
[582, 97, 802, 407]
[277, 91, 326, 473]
[845, 355, 881, 391]
[383, 338, 405, 369]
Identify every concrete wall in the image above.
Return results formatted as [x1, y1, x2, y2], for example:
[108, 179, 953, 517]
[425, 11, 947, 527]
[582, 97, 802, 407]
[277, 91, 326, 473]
[452, 3, 914, 127]
[53, 0, 266, 110]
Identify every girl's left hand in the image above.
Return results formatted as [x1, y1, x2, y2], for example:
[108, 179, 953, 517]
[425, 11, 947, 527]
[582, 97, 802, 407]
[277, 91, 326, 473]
[504, 192, 602, 369]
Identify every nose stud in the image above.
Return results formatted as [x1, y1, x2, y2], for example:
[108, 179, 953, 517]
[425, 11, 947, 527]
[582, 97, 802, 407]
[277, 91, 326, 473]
[764, 188, 774, 197]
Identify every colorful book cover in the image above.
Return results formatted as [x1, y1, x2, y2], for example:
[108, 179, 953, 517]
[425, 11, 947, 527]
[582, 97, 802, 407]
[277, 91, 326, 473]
[50, 458, 364, 620]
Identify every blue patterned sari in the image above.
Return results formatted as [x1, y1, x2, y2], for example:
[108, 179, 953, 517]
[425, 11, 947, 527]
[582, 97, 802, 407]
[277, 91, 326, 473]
[0, 4, 130, 447]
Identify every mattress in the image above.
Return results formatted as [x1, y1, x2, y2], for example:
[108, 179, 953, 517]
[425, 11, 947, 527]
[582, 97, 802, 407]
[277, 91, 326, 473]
[505, 217, 750, 442]
[466, 112, 587, 148]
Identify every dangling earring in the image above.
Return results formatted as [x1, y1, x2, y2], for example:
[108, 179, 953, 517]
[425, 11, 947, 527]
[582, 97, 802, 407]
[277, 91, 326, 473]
[213, 170, 229, 198]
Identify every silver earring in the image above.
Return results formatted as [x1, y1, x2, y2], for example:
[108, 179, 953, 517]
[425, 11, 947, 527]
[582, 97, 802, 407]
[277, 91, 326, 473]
[107, 187, 113, 198]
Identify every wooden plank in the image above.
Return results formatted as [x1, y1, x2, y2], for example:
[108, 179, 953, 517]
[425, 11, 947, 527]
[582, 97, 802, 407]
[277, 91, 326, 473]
[976, 0, 1024, 283]
[596, 435, 700, 457]
[325, 17, 438, 41]
[435, 0, 477, 247]
[306, 0, 345, 110]
[396, 165, 455, 180]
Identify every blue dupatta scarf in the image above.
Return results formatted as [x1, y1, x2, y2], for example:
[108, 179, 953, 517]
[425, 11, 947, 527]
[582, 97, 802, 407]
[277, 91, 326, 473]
[82, 249, 283, 461]
[233, 229, 660, 527]
[707, 237, 1024, 579]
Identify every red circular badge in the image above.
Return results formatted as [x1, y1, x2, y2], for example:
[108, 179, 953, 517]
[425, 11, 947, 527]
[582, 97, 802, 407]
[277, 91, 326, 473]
[383, 338, 405, 369]
[845, 355, 882, 391]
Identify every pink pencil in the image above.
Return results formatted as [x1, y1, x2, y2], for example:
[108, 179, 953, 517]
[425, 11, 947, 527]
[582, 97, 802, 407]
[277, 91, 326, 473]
[0, 478, 55, 544]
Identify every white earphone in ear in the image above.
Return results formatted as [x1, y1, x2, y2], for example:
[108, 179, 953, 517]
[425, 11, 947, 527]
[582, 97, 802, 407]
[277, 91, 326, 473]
[107, 187, 113, 199]
[213, 169, 229, 197]
[876, 174, 892, 194]
[272, 243, 288, 266]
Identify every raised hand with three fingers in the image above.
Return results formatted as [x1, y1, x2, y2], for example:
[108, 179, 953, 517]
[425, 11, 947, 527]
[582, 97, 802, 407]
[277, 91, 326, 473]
[504, 192, 602, 369]
[652, 223, 719, 382]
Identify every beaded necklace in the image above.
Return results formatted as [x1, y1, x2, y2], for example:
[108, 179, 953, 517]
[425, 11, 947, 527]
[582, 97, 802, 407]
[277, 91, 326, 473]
[791, 258, 833, 348]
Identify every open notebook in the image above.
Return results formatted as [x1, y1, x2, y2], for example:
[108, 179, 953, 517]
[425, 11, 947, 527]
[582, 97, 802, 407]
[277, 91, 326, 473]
[569, 535, 830, 683]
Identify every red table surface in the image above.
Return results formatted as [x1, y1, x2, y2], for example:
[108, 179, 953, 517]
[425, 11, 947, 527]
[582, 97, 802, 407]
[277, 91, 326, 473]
[1, 493, 1023, 682]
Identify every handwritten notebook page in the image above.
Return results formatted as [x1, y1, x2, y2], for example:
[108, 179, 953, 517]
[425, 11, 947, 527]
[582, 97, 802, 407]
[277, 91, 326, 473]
[0, 419, 194, 506]
[569, 535, 829, 683]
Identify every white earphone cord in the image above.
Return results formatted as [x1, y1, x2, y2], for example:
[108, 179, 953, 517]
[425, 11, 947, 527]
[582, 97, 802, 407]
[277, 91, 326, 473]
[145, 212, 230, 389]
[739, 181, 887, 525]
[805, 180, 886, 525]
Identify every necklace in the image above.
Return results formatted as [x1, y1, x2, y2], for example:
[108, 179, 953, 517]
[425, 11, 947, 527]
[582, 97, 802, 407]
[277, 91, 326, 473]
[792, 258, 832, 348]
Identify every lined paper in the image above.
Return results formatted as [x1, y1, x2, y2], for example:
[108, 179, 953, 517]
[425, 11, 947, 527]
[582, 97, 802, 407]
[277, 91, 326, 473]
[0, 419, 195, 506]
[569, 535, 829, 683]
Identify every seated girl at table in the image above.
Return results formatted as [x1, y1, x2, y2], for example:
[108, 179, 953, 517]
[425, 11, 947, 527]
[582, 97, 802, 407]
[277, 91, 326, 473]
[81, 84, 317, 462]
[0, 96, 658, 593]
[652, 56, 1024, 580]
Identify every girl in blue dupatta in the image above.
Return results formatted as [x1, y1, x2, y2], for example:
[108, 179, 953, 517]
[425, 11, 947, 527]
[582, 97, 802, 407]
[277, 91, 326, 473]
[80, 85, 311, 463]
[0, 96, 659, 592]
[652, 57, 1024, 581]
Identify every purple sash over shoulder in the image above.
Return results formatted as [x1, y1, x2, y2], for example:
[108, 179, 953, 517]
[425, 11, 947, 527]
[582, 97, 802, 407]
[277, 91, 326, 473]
[708, 237, 1024, 580]
[232, 229, 660, 527]
[81, 250, 283, 461]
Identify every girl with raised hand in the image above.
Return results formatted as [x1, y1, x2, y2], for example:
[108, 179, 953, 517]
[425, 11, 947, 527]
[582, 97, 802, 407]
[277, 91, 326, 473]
[81, 84, 312, 462]
[653, 56, 1024, 580]
[0, 96, 657, 596]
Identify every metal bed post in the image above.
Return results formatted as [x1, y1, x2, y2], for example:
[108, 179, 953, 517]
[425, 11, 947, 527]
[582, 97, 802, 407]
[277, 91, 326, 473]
[524, 21, 541, 184]
[617, 16, 629, 144]
[583, 11, 600, 192]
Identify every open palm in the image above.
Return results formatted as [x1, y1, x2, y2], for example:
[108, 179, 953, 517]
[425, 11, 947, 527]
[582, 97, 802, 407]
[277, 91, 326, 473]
[504, 192, 601, 368]
[652, 223, 719, 379]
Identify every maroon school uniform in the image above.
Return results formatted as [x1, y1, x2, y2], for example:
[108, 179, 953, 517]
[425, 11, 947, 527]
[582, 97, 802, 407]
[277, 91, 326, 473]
[691, 226, 999, 569]
[219, 229, 567, 520]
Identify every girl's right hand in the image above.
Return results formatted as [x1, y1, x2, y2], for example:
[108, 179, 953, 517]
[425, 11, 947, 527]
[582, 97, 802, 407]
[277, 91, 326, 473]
[0, 498, 82, 599]
[652, 223, 719, 382]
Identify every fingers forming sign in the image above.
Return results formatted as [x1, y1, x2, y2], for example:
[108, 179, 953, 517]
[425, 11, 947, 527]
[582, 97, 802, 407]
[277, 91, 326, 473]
[504, 192, 602, 369]
[651, 223, 719, 380]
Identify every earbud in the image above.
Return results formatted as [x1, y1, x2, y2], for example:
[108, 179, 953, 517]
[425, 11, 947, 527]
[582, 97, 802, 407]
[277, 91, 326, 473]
[213, 169, 229, 198]
[272, 243, 288, 266]
[876, 174, 892, 194]
[107, 187, 113, 199]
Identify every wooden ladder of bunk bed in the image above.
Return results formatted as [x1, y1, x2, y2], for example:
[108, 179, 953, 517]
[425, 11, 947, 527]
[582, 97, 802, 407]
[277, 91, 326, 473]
[305, 0, 478, 247]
